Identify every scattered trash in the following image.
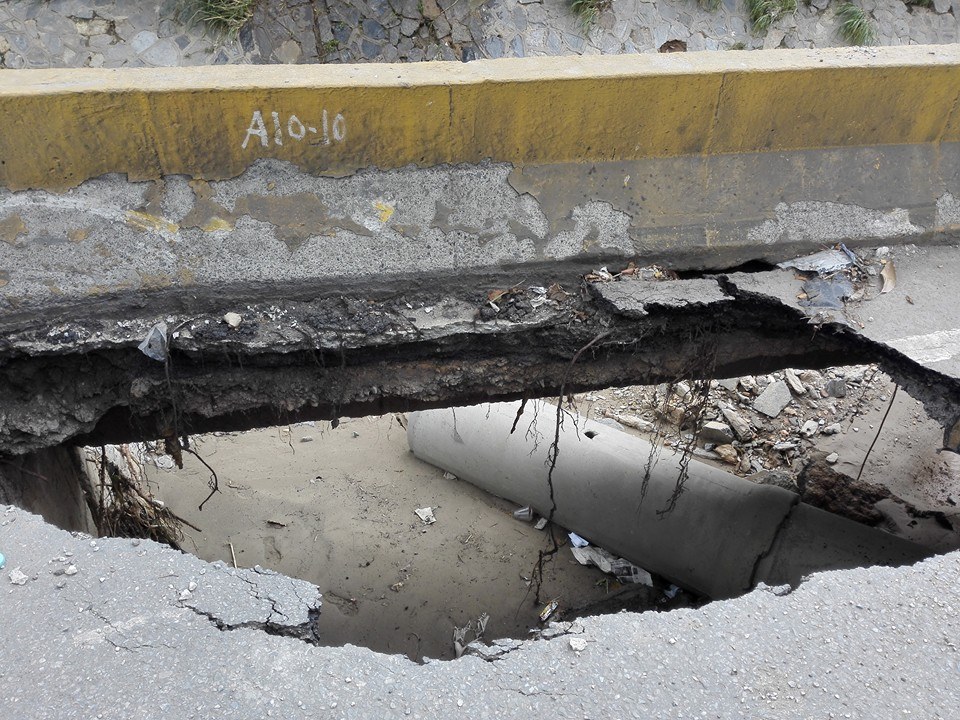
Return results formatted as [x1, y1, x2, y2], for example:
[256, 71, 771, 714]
[534, 517, 548, 531]
[664, 584, 681, 599]
[569, 637, 588, 652]
[799, 274, 854, 310]
[539, 599, 559, 623]
[880, 260, 897, 293]
[453, 612, 490, 658]
[778, 248, 853, 274]
[137, 322, 168, 362]
[568, 532, 589, 548]
[0, 552, 5, 570]
[8, 567, 28, 585]
[442, 471, 458, 481]
[610, 559, 654, 586]
[414, 507, 436, 525]
[513, 506, 534, 522]
[223, 312, 243, 328]
[571, 546, 617, 574]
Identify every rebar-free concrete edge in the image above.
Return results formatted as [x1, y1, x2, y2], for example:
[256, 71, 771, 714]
[407, 402, 930, 598]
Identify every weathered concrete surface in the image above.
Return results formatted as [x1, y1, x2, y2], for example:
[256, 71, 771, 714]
[4, 48, 960, 190]
[3, 147, 959, 322]
[407, 402, 930, 598]
[2, 505, 959, 718]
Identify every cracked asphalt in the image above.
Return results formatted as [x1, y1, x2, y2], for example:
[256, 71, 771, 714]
[2, 505, 959, 718]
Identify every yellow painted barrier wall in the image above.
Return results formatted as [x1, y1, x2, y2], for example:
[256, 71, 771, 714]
[2, 46, 959, 190]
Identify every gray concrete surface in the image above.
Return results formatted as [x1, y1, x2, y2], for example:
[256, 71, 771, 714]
[2, 504, 959, 718]
[4, 147, 959, 323]
[407, 401, 930, 598]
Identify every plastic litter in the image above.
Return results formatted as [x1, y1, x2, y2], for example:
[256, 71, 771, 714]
[777, 249, 853, 274]
[664, 584, 681, 599]
[799, 275, 854, 310]
[137, 322, 168, 362]
[513, 506, 534, 521]
[539, 599, 559, 623]
[414, 507, 436, 525]
[568, 532, 589, 548]
[534, 517, 548, 531]
[0, 551, 5, 569]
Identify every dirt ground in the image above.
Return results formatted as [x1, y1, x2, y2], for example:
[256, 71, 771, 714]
[147, 415, 664, 662]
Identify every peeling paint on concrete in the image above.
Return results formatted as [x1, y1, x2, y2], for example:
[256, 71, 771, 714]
[747, 201, 922, 246]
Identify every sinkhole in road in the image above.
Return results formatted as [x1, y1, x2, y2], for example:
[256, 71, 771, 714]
[64, 367, 960, 662]
[112, 412, 691, 662]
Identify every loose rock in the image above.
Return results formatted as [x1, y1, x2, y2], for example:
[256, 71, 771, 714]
[753, 380, 792, 418]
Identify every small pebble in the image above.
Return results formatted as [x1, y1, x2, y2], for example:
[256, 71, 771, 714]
[64, 565, 78, 576]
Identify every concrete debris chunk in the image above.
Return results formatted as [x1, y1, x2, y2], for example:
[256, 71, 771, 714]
[784, 369, 805, 395]
[825, 379, 847, 398]
[8, 567, 27, 585]
[569, 637, 588, 652]
[720, 406, 754, 441]
[753, 380, 792, 418]
[699, 421, 734, 445]
[823, 423, 843, 435]
[223, 312, 243, 329]
[826, 452, 840, 464]
[800, 420, 820, 438]
[714, 444, 739, 464]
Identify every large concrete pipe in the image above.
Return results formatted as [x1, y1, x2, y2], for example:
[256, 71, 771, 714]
[407, 402, 930, 599]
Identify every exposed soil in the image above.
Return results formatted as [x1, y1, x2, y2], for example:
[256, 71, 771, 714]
[146, 415, 680, 661]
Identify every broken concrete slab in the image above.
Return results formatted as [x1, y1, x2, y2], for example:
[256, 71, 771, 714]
[1, 505, 958, 718]
[753, 379, 793, 417]
[590, 277, 731, 318]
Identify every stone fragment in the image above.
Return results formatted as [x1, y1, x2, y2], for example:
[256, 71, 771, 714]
[749, 469, 797, 491]
[699, 421, 734, 445]
[718, 378, 739, 393]
[8, 568, 28, 585]
[825, 452, 839, 464]
[784, 368, 805, 395]
[223, 312, 242, 328]
[823, 423, 842, 435]
[933, 0, 951, 13]
[753, 380, 792, 418]
[720, 406, 754, 441]
[825, 379, 847, 398]
[800, 420, 819, 438]
[714, 444, 739, 464]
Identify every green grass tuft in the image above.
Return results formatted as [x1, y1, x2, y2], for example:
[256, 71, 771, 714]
[836, 1, 876, 45]
[699, 0, 723, 11]
[571, 0, 611, 29]
[187, 0, 256, 37]
[745, 0, 797, 32]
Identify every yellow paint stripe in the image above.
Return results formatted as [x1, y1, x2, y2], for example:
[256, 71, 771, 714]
[2, 46, 960, 190]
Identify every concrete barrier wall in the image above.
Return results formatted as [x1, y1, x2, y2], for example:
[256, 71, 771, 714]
[3, 47, 960, 323]
[3, 46, 960, 190]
